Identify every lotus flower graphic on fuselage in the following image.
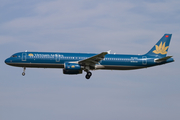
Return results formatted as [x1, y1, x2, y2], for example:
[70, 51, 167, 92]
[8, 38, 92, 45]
[153, 42, 169, 55]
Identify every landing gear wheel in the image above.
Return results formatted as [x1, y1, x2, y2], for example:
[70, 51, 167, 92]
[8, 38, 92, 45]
[22, 72, 25, 76]
[22, 67, 26, 76]
[85, 71, 92, 79]
[85, 75, 90, 79]
[87, 72, 92, 76]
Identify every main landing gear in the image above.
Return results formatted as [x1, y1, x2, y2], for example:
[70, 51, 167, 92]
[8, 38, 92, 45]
[85, 71, 92, 79]
[84, 66, 92, 79]
[22, 67, 26, 76]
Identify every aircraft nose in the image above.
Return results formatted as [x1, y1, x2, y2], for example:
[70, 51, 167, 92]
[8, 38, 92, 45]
[5, 58, 10, 64]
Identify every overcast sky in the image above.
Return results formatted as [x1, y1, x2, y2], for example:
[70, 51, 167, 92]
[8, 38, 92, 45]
[0, 0, 180, 120]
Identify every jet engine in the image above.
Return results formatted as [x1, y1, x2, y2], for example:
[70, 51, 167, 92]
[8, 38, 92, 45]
[63, 62, 82, 75]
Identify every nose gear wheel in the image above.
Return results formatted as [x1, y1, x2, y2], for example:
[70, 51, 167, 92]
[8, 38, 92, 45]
[22, 67, 26, 76]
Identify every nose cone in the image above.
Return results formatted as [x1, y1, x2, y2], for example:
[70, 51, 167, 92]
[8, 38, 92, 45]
[5, 58, 10, 65]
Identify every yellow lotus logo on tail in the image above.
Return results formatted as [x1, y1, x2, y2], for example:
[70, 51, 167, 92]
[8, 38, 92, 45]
[153, 42, 169, 55]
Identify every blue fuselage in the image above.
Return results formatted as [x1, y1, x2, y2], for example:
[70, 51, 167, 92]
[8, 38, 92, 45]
[5, 52, 174, 70]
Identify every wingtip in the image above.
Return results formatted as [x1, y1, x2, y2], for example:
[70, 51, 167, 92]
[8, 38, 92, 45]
[107, 50, 111, 54]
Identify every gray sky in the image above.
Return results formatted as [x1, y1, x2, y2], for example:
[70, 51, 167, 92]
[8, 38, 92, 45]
[0, 0, 180, 120]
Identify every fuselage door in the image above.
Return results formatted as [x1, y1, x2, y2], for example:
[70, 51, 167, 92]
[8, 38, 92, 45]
[22, 53, 27, 61]
[55, 54, 60, 62]
[142, 56, 147, 65]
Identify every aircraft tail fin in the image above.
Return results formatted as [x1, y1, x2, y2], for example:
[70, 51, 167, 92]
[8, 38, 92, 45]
[145, 34, 172, 58]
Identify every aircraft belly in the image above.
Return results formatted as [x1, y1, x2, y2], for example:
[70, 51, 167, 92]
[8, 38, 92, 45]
[95, 65, 145, 70]
[7, 63, 64, 68]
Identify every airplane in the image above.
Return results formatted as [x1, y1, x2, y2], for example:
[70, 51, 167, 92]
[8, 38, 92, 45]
[5, 34, 174, 79]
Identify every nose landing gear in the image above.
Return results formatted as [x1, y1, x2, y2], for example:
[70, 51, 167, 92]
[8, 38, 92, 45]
[22, 67, 26, 76]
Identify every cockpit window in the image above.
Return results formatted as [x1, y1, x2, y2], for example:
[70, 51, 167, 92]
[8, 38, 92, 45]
[11, 55, 17, 58]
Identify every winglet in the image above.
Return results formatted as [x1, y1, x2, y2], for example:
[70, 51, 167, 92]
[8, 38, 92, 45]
[107, 50, 111, 54]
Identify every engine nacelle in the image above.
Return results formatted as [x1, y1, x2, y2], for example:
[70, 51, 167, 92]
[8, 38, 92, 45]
[64, 62, 81, 70]
[63, 62, 82, 75]
[63, 69, 82, 74]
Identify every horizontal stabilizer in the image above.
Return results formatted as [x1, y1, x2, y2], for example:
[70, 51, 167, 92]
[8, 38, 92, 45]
[155, 56, 173, 62]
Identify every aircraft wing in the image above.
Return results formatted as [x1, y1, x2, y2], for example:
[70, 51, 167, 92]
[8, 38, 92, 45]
[78, 50, 111, 66]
